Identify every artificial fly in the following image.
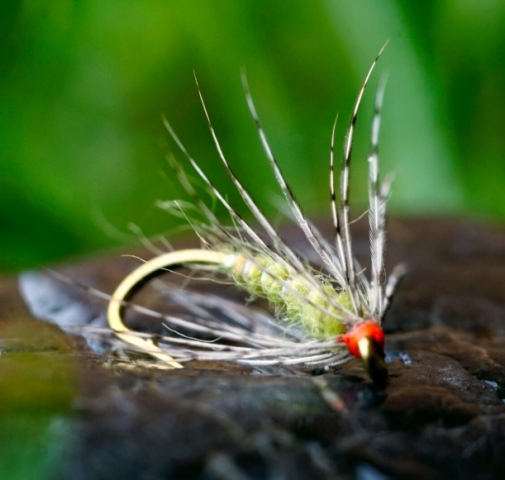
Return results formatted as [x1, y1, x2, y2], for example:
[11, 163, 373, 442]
[107, 45, 405, 387]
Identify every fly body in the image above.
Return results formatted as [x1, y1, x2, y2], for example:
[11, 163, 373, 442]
[107, 44, 406, 387]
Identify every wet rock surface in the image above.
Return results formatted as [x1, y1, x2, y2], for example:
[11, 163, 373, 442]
[3, 218, 505, 479]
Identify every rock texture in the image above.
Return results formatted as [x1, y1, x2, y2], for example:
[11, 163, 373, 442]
[3, 218, 505, 479]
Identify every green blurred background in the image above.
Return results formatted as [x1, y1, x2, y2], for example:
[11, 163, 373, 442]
[2, 0, 505, 273]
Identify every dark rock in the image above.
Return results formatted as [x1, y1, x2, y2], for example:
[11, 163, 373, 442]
[2, 217, 505, 479]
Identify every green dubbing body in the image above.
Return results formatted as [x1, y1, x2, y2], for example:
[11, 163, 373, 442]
[223, 253, 351, 338]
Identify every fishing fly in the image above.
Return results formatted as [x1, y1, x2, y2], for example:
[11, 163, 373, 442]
[107, 46, 405, 387]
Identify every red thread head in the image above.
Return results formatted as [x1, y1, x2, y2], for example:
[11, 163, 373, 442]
[339, 320, 385, 359]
